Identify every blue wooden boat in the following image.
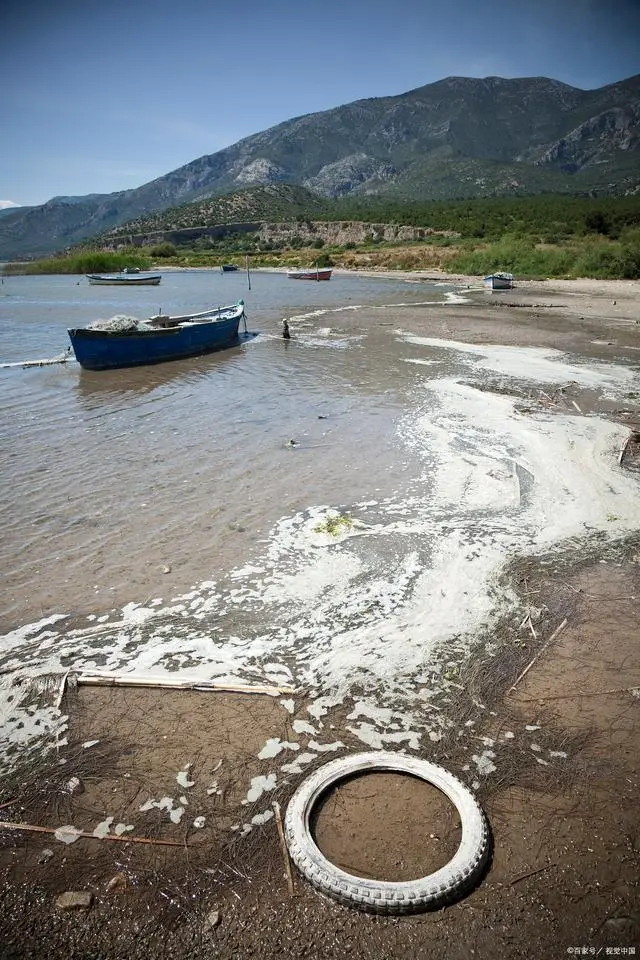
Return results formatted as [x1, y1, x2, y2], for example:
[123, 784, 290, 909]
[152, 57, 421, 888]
[68, 300, 246, 370]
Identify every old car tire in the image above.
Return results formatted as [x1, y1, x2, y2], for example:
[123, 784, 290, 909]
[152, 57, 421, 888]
[283, 750, 489, 914]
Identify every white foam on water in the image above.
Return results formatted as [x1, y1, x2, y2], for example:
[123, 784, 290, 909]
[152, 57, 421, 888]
[139, 796, 185, 824]
[292, 719, 318, 736]
[242, 774, 277, 804]
[114, 823, 134, 835]
[257, 738, 300, 759]
[176, 766, 194, 789]
[1, 332, 639, 789]
[399, 334, 636, 391]
[281, 752, 318, 774]
[308, 740, 344, 752]
[472, 751, 497, 776]
[54, 825, 82, 845]
[444, 291, 471, 304]
[93, 817, 114, 839]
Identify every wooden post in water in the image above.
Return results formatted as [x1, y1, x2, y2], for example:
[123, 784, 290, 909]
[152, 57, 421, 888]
[246, 255, 251, 291]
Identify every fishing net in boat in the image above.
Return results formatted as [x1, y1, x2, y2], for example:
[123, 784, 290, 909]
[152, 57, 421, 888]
[88, 314, 142, 332]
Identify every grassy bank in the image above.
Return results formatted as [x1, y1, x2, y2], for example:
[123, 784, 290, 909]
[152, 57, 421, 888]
[447, 232, 640, 279]
[4, 231, 640, 281]
[2, 251, 152, 276]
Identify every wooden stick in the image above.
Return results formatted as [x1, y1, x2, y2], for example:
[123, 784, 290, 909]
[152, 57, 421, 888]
[0, 799, 18, 811]
[76, 671, 296, 697]
[0, 821, 185, 847]
[507, 619, 568, 694]
[517, 686, 638, 702]
[510, 863, 555, 886]
[55, 671, 69, 711]
[272, 801, 295, 897]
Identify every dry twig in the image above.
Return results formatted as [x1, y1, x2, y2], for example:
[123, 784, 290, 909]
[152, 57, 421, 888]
[272, 801, 296, 897]
[0, 820, 185, 847]
[508, 618, 568, 694]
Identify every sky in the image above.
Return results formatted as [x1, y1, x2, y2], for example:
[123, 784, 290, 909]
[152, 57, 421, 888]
[2, 0, 639, 208]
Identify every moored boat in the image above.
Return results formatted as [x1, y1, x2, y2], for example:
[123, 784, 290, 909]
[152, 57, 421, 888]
[221, 263, 239, 272]
[87, 268, 162, 286]
[68, 300, 246, 370]
[483, 272, 514, 290]
[287, 266, 332, 281]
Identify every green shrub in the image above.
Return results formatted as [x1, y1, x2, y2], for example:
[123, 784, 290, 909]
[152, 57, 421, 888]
[149, 242, 177, 257]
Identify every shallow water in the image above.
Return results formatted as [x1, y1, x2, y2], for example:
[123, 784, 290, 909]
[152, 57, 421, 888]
[1, 270, 639, 767]
[0, 270, 452, 627]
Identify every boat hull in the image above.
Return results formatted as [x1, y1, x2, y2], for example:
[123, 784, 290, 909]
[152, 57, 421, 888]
[86, 274, 162, 286]
[68, 306, 244, 370]
[483, 273, 514, 290]
[287, 269, 332, 281]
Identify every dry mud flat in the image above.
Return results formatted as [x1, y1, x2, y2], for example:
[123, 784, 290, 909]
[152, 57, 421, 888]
[1, 277, 639, 959]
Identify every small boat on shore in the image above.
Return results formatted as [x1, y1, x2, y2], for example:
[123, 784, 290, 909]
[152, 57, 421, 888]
[68, 300, 246, 370]
[221, 263, 239, 272]
[87, 267, 162, 286]
[483, 272, 514, 290]
[288, 266, 332, 281]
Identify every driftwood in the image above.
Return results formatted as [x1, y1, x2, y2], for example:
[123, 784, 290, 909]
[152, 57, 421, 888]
[272, 801, 296, 897]
[507, 618, 568, 694]
[55, 671, 69, 710]
[0, 820, 185, 846]
[76, 671, 296, 697]
[517, 686, 638, 702]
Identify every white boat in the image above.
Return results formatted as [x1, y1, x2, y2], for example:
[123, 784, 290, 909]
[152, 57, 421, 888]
[87, 268, 162, 286]
[484, 272, 514, 290]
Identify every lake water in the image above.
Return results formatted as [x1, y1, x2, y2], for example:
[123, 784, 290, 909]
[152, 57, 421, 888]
[1, 269, 638, 764]
[0, 269, 454, 627]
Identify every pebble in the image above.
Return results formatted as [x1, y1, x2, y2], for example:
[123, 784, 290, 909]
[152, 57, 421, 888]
[65, 776, 84, 795]
[55, 891, 93, 911]
[203, 908, 221, 935]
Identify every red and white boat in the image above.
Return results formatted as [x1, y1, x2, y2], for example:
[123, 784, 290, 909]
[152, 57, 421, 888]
[287, 266, 332, 281]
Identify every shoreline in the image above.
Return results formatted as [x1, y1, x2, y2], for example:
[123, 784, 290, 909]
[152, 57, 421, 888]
[1, 275, 639, 958]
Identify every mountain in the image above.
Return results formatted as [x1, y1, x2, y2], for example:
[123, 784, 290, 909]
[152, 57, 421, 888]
[2, 74, 639, 259]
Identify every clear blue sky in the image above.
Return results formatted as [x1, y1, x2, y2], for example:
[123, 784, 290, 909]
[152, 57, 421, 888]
[2, 0, 639, 207]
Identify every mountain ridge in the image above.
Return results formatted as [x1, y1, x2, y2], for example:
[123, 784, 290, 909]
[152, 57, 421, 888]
[2, 73, 639, 259]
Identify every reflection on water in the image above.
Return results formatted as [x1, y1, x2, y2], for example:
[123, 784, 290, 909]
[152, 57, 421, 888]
[74, 333, 260, 404]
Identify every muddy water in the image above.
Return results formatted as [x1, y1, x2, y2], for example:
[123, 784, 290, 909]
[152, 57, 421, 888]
[0, 270, 451, 628]
[2, 270, 639, 771]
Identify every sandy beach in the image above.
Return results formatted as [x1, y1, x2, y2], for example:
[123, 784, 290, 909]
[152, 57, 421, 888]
[1, 273, 639, 960]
